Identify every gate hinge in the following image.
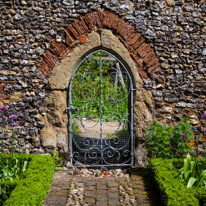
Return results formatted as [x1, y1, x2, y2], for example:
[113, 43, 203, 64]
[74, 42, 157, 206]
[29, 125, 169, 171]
[66, 105, 77, 111]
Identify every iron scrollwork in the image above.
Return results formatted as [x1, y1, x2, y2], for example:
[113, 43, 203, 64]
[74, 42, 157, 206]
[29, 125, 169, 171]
[68, 50, 134, 167]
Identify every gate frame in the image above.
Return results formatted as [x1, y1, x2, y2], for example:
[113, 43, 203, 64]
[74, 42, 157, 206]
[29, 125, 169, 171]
[68, 49, 134, 167]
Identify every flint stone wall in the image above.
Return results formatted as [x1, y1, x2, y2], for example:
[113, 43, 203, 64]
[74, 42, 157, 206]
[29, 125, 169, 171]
[0, 0, 206, 162]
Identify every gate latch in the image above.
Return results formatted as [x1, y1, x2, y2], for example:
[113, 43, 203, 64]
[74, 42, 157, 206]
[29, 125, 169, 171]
[66, 105, 77, 111]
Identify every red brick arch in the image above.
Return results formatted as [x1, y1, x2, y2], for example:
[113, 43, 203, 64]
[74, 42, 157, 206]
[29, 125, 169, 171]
[39, 10, 163, 82]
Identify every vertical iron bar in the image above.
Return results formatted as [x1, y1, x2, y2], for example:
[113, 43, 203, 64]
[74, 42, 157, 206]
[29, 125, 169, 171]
[100, 56, 103, 155]
[69, 80, 73, 166]
[131, 82, 134, 166]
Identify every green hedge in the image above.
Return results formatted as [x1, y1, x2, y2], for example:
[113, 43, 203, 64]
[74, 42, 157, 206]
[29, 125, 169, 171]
[196, 187, 206, 206]
[2, 154, 55, 206]
[150, 158, 199, 206]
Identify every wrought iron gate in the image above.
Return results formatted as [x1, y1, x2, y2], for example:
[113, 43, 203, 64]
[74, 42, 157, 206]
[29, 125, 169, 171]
[68, 50, 134, 167]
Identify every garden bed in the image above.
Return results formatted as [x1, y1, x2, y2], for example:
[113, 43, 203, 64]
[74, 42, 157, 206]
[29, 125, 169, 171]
[0, 153, 55, 206]
[150, 158, 206, 206]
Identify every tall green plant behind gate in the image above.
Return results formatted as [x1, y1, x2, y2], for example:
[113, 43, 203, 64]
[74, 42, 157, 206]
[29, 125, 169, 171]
[71, 51, 128, 121]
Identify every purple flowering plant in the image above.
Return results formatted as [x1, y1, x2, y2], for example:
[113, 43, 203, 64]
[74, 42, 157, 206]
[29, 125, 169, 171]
[202, 113, 206, 120]
[10, 114, 17, 120]
[171, 117, 193, 157]
[11, 122, 18, 127]
[0, 105, 8, 111]
[0, 105, 21, 154]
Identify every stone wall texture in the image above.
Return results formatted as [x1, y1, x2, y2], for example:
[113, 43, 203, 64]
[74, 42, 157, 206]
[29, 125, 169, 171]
[0, 0, 206, 158]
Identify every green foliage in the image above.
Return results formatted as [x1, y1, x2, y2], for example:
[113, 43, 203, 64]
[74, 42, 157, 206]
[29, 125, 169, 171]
[67, 187, 75, 190]
[72, 120, 81, 136]
[179, 155, 206, 188]
[0, 155, 28, 182]
[182, 155, 197, 187]
[177, 115, 206, 190]
[71, 51, 129, 122]
[0, 154, 30, 205]
[0, 181, 17, 205]
[150, 158, 199, 206]
[171, 117, 193, 157]
[52, 149, 63, 167]
[145, 118, 193, 158]
[1, 154, 55, 206]
[145, 121, 172, 158]
[195, 187, 206, 206]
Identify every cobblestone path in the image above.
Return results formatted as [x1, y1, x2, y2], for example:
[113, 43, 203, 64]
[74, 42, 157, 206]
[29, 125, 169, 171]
[43, 169, 153, 206]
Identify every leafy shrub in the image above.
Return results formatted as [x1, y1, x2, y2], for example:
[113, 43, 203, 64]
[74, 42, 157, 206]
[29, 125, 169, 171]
[2, 154, 55, 206]
[150, 158, 199, 206]
[145, 121, 172, 158]
[145, 118, 193, 158]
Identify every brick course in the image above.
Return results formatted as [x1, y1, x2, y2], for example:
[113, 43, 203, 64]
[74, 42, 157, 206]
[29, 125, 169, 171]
[39, 10, 162, 82]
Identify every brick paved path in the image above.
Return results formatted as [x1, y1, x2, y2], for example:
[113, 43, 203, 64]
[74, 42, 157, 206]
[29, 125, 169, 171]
[43, 169, 152, 206]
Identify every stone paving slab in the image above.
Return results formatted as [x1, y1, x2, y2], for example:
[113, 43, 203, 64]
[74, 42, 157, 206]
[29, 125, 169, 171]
[43, 169, 152, 206]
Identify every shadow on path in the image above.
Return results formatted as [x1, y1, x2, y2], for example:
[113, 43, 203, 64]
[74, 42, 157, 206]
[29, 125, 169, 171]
[128, 167, 163, 206]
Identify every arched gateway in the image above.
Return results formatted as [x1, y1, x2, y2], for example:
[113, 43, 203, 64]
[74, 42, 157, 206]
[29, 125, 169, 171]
[68, 49, 134, 167]
[39, 10, 160, 167]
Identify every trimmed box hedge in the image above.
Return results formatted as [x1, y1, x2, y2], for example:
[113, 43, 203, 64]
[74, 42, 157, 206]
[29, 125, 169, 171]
[150, 158, 199, 206]
[1, 153, 55, 206]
